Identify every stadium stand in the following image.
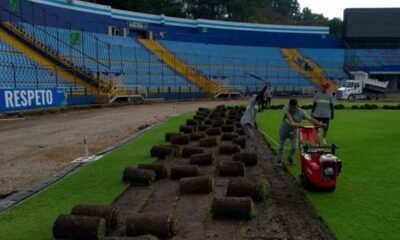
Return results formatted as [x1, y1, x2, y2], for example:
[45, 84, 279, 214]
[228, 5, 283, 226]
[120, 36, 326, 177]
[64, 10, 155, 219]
[0, 37, 73, 89]
[159, 40, 315, 90]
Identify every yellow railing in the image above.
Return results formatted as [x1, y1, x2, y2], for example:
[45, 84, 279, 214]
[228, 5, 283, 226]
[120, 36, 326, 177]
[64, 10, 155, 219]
[281, 48, 338, 91]
[139, 39, 224, 95]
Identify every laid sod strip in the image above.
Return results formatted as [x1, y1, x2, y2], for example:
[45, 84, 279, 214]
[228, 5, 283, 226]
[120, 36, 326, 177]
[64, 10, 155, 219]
[179, 176, 214, 194]
[71, 205, 121, 229]
[53, 215, 106, 240]
[258, 110, 400, 240]
[227, 178, 268, 202]
[126, 214, 178, 238]
[212, 197, 256, 220]
[0, 114, 191, 240]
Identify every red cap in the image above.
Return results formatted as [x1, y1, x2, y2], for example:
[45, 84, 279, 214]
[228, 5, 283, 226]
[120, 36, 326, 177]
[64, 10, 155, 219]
[322, 81, 330, 89]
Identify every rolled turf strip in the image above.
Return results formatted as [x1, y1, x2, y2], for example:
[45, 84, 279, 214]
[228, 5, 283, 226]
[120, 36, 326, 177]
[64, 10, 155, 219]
[170, 135, 190, 145]
[71, 205, 121, 229]
[190, 132, 207, 141]
[150, 145, 176, 159]
[170, 166, 201, 179]
[179, 176, 214, 194]
[182, 147, 204, 158]
[199, 107, 211, 113]
[199, 137, 218, 147]
[232, 137, 246, 148]
[138, 163, 168, 179]
[53, 214, 106, 240]
[212, 120, 225, 128]
[126, 214, 178, 238]
[221, 133, 239, 141]
[122, 168, 156, 186]
[190, 153, 214, 165]
[219, 144, 241, 155]
[217, 160, 245, 177]
[227, 178, 267, 202]
[180, 125, 195, 134]
[165, 132, 182, 142]
[197, 125, 210, 132]
[193, 115, 206, 122]
[232, 152, 258, 166]
[186, 119, 200, 126]
[206, 128, 222, 136]
[221, 125, 235, 133]
[225, 119, 234, 125]
[212, 197, 256, 219]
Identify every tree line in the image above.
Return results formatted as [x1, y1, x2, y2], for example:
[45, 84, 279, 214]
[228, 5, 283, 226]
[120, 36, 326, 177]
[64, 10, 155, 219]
[85, 0, 343, 37]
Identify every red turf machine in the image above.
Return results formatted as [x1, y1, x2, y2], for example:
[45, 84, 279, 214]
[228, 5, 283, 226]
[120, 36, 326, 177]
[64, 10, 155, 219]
[299, 126, 342, 191]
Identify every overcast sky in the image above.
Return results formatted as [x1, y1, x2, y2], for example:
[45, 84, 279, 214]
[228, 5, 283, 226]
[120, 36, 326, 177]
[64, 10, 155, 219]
[298, 0, 400, 19]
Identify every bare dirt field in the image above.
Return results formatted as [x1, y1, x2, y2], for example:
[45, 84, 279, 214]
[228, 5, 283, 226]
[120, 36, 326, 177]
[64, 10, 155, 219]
[0, 100, 246, 197]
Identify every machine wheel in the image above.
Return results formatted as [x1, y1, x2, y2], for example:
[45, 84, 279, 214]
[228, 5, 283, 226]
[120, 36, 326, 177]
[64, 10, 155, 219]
[348, 95, 355, 101]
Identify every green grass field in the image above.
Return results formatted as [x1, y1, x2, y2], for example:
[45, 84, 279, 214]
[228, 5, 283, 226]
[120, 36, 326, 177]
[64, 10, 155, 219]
[0, 114, 191, 240]
[258, 109, 400, 240]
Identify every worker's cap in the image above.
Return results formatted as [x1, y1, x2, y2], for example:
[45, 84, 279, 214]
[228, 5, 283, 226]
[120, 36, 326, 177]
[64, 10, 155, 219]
[322, 81, 330, 89]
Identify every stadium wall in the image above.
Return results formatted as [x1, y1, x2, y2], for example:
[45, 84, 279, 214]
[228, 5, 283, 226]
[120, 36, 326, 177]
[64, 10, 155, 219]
[0, 0, 343, 48]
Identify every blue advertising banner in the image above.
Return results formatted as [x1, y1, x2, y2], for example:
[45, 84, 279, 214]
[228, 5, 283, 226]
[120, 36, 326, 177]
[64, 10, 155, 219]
[0, 89, 67, 112]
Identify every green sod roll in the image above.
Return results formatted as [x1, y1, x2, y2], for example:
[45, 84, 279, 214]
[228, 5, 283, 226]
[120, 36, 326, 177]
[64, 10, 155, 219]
[170, 166, 201, 180]
[165, 133, 182, 142]
[190, 132, 207, 141]
[179, 176, 214, 194]
[212, 197, 256, 220]
[122, 168, 156, 186]
[150, 145, 177, 159]
[182, 146, 204, 158]
[170, 135, 190, 145]
[138, 163, 168, 179]
[232, 152, 258, 166]
[221, 133, 239, 141]
[126, 214, 178, 238]
[180, 125, 195, 134]
[221, 125, 235, 133]
[71, 205, 121, 229]
[219, 144, 241, 155]
[53, 214, 106, 240]
[217, 160, 245, 177]
[199, 137, 218, 147]
[199, 107, 211, 113]
[186, 119, 200, 126]
[226, 178, 267, 202]
[232, 137, 246, 148]
[190, 153, 214, 165]
[197, 125, 211, 132]
[206, 128, 222, 136]
[193, 115, 206, 121]
[212, 120, 225, 128]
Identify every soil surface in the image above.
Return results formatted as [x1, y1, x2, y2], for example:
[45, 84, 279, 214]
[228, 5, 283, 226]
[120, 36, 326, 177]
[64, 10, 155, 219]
[110, 110, 335, 240]
[0, 100, 246, 197]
